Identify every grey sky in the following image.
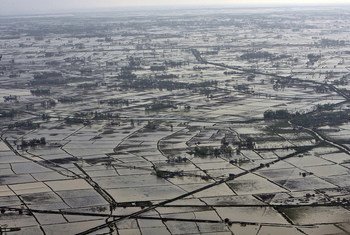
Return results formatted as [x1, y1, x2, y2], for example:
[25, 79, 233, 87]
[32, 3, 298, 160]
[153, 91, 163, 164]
[1, 0, 349, 15]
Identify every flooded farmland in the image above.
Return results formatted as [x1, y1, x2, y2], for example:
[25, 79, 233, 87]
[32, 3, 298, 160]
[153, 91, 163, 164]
[0, 5, 350, 235]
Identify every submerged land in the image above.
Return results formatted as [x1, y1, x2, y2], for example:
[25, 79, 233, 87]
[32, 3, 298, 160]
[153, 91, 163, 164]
[0, 6, 350, 235]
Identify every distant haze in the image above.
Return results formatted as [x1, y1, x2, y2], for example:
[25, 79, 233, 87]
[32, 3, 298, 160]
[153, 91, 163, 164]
[1, 0, 349, 15]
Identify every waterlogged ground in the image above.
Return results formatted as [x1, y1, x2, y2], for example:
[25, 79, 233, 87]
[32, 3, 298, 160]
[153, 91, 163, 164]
[0, 6, 350, 235]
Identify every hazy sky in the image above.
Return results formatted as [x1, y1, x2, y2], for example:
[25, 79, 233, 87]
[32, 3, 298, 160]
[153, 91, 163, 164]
[1, 0, 349, 15]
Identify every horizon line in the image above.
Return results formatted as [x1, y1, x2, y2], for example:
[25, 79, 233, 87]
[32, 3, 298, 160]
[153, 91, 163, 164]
[1, 2, 350, 17]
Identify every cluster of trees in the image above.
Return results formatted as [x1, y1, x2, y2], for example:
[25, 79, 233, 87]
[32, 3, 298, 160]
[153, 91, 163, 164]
[224, 70, 240, 75]
[19, 137, 46, 149]
[127, 56, 142, 69]
[117, 68, 137, 80]
[234, 84, 251, 93]
[64, 56, 85, 64]
[117, 61, 217, 92]
[119, 77, 218, 91]
[199, 88, 215, 98]
[314, 85, 329, 93]
[155, 169, 184, 179]
[271, 76, 294, 91]
[240, 51, 275, 60]
[30, 72, 65, 86]
[80, 68, 93, 75]
[318, 39, 346, 47]
[273, 82, 286, 91]
[30, 78, 66, 86]
[8, 121, 39, 130]
[73, 112, 90, 118]
[41, 99, 56, 108]
[41, 113, 50, 120]
[315, 103, 334, 111]
[166, 156, 188, 164]
[145, 121, 158, 130]
[240, 51, 290, 61]
[64, 117, 91, 125]
[150, 65, 166, 71]
[30, 89, 50, 96]
[145, 100, 177, 112]
[191, 143, 233, 158]
[307, 54, 321, 66]
[72, 111, 119, 120]
[184, 105, 191, 111]
[264, 109, 294, 120]
[99, 99, 130, 107]
[229, 158, 250, 165]
[0, 109, 17, 118]
[33, 72, 62, 80]
[242, 137, 255, 150]
[247, 74, 256, 82]
[333, 76, 348, 86]
[164, 60, 185, 68]
[293, 110, 349, 127]
[265, 105, 349, 127]
[92, 112, 119, 120]
[3, 95, 18, 102]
